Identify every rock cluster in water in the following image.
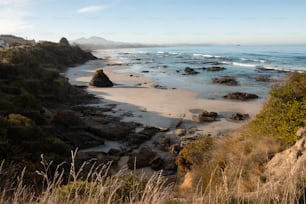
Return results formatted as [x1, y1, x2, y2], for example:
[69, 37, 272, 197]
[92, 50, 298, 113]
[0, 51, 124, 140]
[212, 76, 238, 86]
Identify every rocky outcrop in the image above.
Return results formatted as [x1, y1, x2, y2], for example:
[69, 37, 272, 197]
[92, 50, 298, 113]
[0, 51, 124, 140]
[184, 67, 199, 75]
[127, 126, 161, 147]
[203, 66, 226, 72]
[127, 147, 160, 169]
[89, 69, 113, 87]
[230, 113, 249, 121]
[212, 76, 238, 86]
[265, 126, 306, 183]
[193, 111, 218, 123]
[223, 92, 259, 101]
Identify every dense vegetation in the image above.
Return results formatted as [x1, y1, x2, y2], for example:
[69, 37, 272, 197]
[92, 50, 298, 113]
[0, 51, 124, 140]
[248, 72, 306, 145]
[0, 40, 96, 174]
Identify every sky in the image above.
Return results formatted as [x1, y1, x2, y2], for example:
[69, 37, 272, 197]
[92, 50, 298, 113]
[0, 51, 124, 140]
[0, 0, 306, 44]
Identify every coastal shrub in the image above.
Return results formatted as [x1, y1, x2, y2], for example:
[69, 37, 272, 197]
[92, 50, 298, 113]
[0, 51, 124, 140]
[177, 136, 214, 172]
[53, 110, 83, 128]
[13, 92, 42, 111]
[115, 172, 148, 201]
[0, 98, 15, 114]
[0, 82, 21, 95]
[6, 114, 43, 141]
[248, 72, 306, 146]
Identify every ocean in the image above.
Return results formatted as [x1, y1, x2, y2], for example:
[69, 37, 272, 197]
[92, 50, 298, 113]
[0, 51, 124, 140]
[93, 45, 306, 99]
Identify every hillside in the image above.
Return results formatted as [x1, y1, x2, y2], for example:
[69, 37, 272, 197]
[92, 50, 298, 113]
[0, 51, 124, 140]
[0, 34, 35, 47]
[73, 36, 152, 50]
[0, 39, 98, 172]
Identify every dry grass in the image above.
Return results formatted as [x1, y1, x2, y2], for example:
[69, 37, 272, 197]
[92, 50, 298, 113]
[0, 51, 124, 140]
[0, 147, 305, 203]
[0, 150, 172, 204]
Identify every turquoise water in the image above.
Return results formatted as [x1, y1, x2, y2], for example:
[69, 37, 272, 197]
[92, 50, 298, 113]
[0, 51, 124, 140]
[95, 45, 306, 99]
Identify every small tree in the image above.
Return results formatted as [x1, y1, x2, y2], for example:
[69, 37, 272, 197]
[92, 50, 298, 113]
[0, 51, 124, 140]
[59, 37, 70, 46]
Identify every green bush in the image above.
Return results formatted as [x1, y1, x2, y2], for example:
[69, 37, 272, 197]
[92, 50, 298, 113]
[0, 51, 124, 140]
[6, 113, 43, 140]
[248, 72, 306, 146]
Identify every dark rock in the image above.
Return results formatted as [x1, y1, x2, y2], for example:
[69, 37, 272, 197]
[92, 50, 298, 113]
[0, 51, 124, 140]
[108, 148, 122, 156]
[127, 147, 158, 169]
[141, 126, 162, 136]
[193, 111, 218, 123]
[230, 113, 250, 121]
[89, 69, 113, 87]
[254, 76, 271, 82]
[86, 121, 136, 140]
[127, 126, 161, 147]
[141, 70, 149, 73]
[203, 66, 226, 72]
[162, 156, 177, 171]
[184, 67, 199, 75]
[151, 156, 163, 171]
[223, 92, 259, 101]
[106, 63, 123, 66]
[127, 133, 151, 146]
[212, 76, 238, 86]
[61, 131, 104, 149]
[176, 70, 180, 73]
[154, 85, 167, 89]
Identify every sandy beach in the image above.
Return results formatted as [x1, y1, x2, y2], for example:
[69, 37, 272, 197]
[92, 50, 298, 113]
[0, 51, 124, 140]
[66, 57, 264, 137]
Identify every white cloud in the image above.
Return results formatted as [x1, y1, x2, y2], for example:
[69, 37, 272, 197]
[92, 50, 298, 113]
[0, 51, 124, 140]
[77, 5, 108, 13]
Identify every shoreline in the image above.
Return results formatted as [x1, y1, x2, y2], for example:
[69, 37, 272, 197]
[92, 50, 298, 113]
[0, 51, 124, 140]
[66, 56, 265, 137]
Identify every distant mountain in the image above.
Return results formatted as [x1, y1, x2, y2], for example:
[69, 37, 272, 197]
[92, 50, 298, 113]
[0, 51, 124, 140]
[0, 34, 35, 47]
[72, 36, 152, 50]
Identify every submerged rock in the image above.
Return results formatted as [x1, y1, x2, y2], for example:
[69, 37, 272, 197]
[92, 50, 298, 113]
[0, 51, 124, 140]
[254, 76, 271, 82]
[212, 76, 238, 86]
[184, 67, 199, 75]
[223, 92, 259, 101]
[203, 66, 226, 72]
[89, 69, 113, 87]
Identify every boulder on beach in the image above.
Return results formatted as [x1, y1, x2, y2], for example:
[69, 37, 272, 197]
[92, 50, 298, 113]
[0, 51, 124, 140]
[184, 67, 199, 75]
[89, 69, 113, 87]
[212, 76, 238, 86]
[223, 92, 259, 101]
[193, 111, 218, 123]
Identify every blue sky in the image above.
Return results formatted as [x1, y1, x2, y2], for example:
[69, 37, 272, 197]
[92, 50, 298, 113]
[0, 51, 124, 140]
[1, 0, 306, 44]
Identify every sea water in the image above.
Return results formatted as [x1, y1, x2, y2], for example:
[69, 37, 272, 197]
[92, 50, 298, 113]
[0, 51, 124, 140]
[94, 45, 306, 99]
